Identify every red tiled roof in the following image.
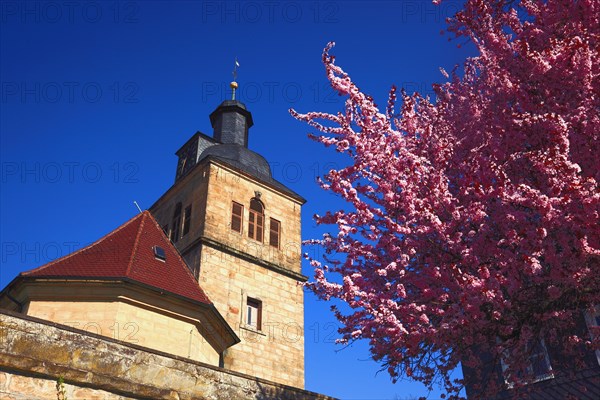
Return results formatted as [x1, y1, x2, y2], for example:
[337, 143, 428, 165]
[22, 211, 211, 305]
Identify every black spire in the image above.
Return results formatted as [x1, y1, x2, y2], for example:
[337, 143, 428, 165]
[209, 100, 254, 148]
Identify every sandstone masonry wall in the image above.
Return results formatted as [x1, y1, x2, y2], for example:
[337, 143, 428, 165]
[151, 161, 307, 388]
[0, 310, 334, 400]
[26, 299, 220, 365]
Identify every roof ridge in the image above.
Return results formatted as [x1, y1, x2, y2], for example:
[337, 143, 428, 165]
[126, 211, 147, 276]
[22, 213, 143, 277]
[17, 210, 212, 305]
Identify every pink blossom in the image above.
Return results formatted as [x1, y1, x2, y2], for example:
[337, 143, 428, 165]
[292, 1, 600, 398]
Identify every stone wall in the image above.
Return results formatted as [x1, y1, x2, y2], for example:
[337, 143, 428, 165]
[150, 160, 307, 388]
[25, 297, 220, 366]
[150, 162, 211, 279]
[199, 242, 305, 387]
[0, 310, 334, 400]
[203, 162, 303, 274]
[200, 162, 305, 387]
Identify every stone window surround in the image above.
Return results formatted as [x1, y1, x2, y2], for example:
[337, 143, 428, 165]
[240, 289, 266, 336]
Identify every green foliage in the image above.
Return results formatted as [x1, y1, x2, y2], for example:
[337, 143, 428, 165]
[56, 376, 67, 400]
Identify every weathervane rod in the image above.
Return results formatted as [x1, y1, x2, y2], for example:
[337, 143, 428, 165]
[231, 58, 239, 100]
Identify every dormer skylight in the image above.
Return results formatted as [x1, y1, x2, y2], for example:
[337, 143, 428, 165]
[153, 246, 166, 261]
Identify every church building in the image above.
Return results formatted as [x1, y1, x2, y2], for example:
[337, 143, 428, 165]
[0, 81, 331, 400]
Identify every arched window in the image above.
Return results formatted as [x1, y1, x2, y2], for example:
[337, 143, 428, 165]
[248, 198, 264, 242]
[171, 202, 182, 243]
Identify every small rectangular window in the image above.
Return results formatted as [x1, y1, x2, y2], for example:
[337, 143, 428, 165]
[269, 218, 280, 248]
[170, 225, 179, 242]
[500, 338, 553, 386]
[528, 340, 553, 378]
[153, 246, 166, 261]
[231, 202, 243, 233]
[246, 297, 262, 330]
[171, 203, 182, 243]
[182, 205, 192, 236]
[170, 224, 179, 242]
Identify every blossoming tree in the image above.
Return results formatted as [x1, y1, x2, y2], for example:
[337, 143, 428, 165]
[291, 1, 599, 398]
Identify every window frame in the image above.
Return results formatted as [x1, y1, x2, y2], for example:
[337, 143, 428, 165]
[248, 198, 264, 242]
[171, 202, 182, 243]
[246, 297, 262, 331]
[269, 218, 280, 248]
[182, 204, 192, 236]
[500, 337, 554, 387]
[153, 245, 166, 262]
[240, 290, 266, 335]
[231, 201, 244, 234]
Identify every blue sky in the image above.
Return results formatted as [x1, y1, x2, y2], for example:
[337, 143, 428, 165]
[0, 1, 473, 398]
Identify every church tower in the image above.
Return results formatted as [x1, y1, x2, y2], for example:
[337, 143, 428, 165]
[149, 88, 307, 387]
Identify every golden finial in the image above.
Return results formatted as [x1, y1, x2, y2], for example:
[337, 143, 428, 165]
[231, 58, 239, 100]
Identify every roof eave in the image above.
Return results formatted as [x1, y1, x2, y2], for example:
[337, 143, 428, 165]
[0, 275, 240, 350]
[203, 155, 307, 204]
